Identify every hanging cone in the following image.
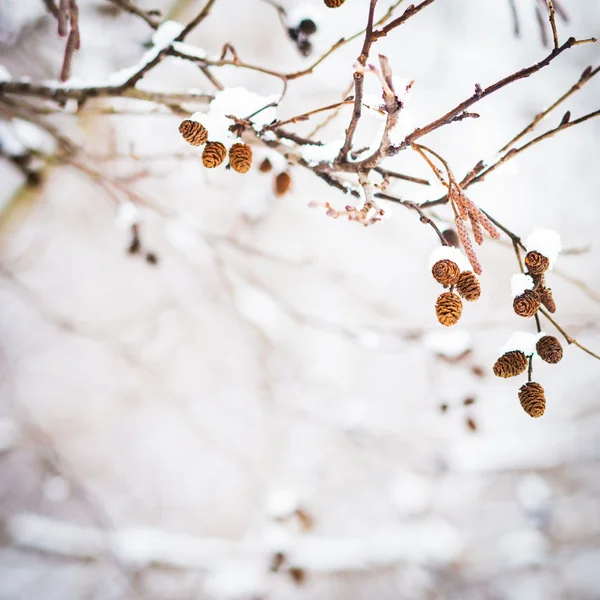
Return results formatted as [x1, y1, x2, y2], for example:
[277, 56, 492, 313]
[524, 251, 550, 275]
[435, 292, 463, 327]
[518, 382, 546, 418]
[493, 350, 528, 378]
[275, 171, 292, 196]
[324, 0, 346, 6]
[259, 157, 273, 173]
[536, 335, 563, 364]
[229, 143, 253, 174]
[431, 259, 460, 287]
[202, 141, 227, 168]
[179, 119, 208, 146]
[456, 271, 481, 301]
[513, 289, 541, 318]
[540, 288, 556, 313]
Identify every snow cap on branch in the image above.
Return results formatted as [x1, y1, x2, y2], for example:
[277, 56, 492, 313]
[525, 229, 562, 267]
[500, 331, 546, 359]
[428, 246, 471, 273]
[510, 273, 535, 297]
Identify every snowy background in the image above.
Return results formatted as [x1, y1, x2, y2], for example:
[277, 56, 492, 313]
[0, 0, 599, 598]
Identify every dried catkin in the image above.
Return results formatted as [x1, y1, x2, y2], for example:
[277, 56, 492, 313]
[275, 171, 292, 196]
[202, 141, 227, 168]
[259, 157, 273, 173]
[435, 292, 463, 327]
[431, 259, 460, 287]
[536, 335, 563, 364]
[525, 251, 550, 275]
[179, 119, 208, 146]
[518, 382, 546, 418]
[540, 287, 556, 313]
[324, 0, 346, 6]
[456, 271, 481, 301]
[229, 143, 253, 174]
[513, 289, 541, 318]
[493, 350, 528, 378]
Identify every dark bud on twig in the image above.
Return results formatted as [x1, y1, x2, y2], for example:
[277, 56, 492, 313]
[299, 19, 317, 35]
[536, 335, 563, 363]
[466, 417, 477, 432]
[442, 228, 460, 248]
[431, 259, 460, 286]
[518, 382, 546, 418]
[145, 252, 159, 265]
[289, 567, 306, 585]
[524, 250, 550, 274]
[202, 142, 227, 168]
[456, 271, 481, 301]
[229, 143, 253, 173]
[540, 288, 557, 313]
[580, 65, 593, 81]
[493, 350, 528, 378]
[560, 111, 571, 126]
[513, 289, 541, 317]
[259, 157, 273, 173]
[435, 292, 462, 327]
[275, 171, 292, 196]
[179, 120, 208, 146]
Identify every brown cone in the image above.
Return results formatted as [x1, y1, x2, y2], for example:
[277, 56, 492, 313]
[324, 0, 345, 6]
[456, 271, 481, 301]
[540, 288, 556, 313]
[229, 143, 253, 174]
[513, 289, 541, 318]
[493, 350, 528, 378]
[179, 119, 208, 146]
[431, 259, 460, 287]
[259, 158, 273, 173]
[518, 382, 546, 418]
[536, 335, 563, 364]
[275, 171, 292, 196]
[202, 141, 227, 168]
[525, 251, 550, 275]
[435, 292, 463, 327]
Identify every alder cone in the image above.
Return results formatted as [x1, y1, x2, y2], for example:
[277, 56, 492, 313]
[179, 119, 208, 146]
[518, 382, 546, 418]
[431, 259, 460, 287]
[275, 171, 292, 196]
[536, 335, 563, 364]
[513, 289, 541, 318]
[493, 350, 528, 378]
[540, 287, 556, 313]
[456, 270, 481, 301]
[229, 143, 253, 173]
[259, 157, 273, 173]
[524, 251, 550, 275]
[324, 0, 346, 6]
[435, 292, 462, 327]
[202, 141, 227, 168]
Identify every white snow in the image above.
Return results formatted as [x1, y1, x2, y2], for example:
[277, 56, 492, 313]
[0, 64, 12, 82]
[265, 488, 299, 519]
[114, 201, 140, 230]
[43, 476, 71, 503]
[428, 245, 471, 272]
[287, 6, 323, 29]
[390, 472, 433, 516]
[172, 41, 207, 59]
[499, 331, 545, 358]
[151, 20, 184, 48]
[208, 87, 278, 129]
[516, 474, 552, 514]
[424, 329, 472, 358]
[0, 120, 27, 156]
[0, 417, 19, 451]
[301, 140, 343, 166]
[189, 111, 235, 145]
[525, 229, 562, 267]
[510, 273, 535, 297]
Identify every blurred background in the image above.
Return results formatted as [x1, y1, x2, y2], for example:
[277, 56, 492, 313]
[0, 0, 599, 598]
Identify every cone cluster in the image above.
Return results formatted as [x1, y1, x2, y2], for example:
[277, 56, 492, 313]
[518, 382, 546, 418]
[178, 119, 254, 173]
[493, 350, 528, 378]
[324, 0, 346, 6]
[514, 249, 556, 317]
[431, 259, 481, 326]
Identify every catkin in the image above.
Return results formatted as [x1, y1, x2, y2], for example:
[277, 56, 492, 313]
[518, 382, 546, 418]
[513, 289, 541, 318]
[202, 141, 227, 168]
[536, 335, 563, 364]
[179, 119, 208, 146]
[324, 0, 346, 7]
[435, 292, 463, 327]
[431, 259, 460, 287]
[525, 251, 550, 275]
[229, 143, 253, 174]
[456, 271, 481, 301]
[493, 350, 528, 378]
